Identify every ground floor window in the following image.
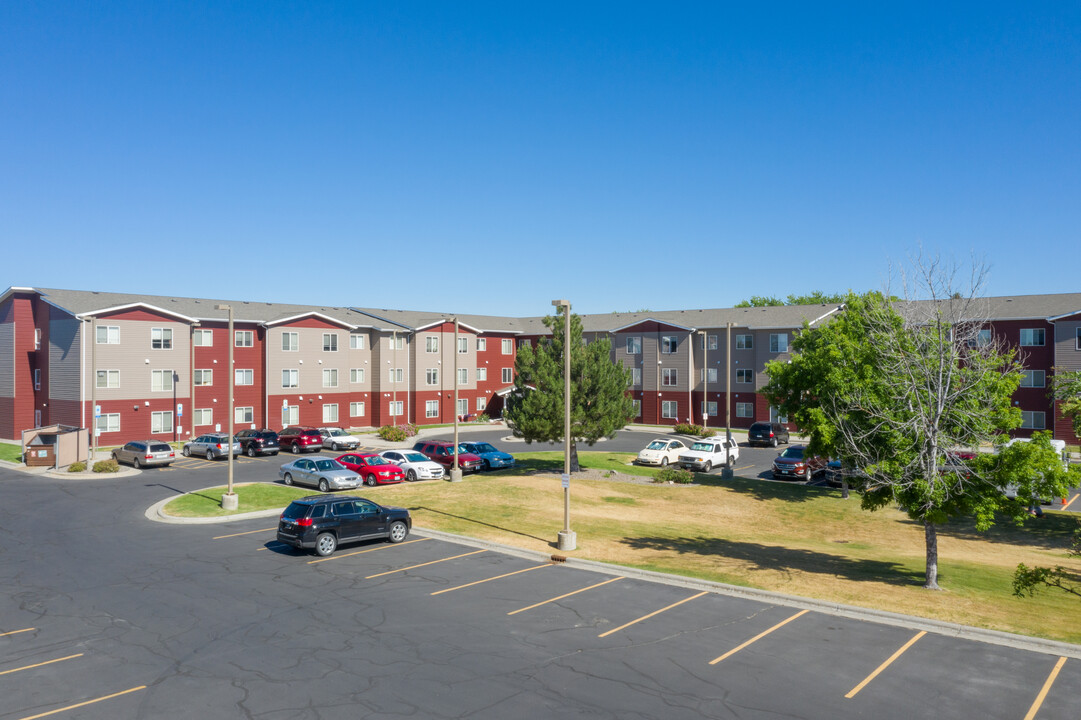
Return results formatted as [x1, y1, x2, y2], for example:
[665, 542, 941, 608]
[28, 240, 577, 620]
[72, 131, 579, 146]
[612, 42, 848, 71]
[194, 408, 213, 426]
[96, 414, 120, 434]
[736, 403, 753, 418]
[476, 397, 486, 411]
[661, 400, 678, 419]
[152, 411, 174, 434]
[701, 401, 717, 417]
[633, 399, 641, 417]
[282, 405, 299, 426]
[1021, 411, 1046, 429]
[350, 402, 365, 417]
[426, 400, 439, 418]
[323, 404, 338, 423]
[457, 399, 468, 417]
[389, 401, 403, 417]
[235, 407, 254, 424]
[770, 406, 788, 424]
[502, 368, 513, 383]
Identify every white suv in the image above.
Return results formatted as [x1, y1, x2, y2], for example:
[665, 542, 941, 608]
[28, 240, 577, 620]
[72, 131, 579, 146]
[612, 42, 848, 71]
[678, 438, 740, 472]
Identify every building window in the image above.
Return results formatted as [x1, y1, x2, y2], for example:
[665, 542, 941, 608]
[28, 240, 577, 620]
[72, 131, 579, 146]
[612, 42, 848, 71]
[194, 408, 213, 426]
[235, 369, 253, 386]
[389, 401, 403, 417]
[633, 399, 641, 417]
[426, 400, 439, 418]
[322, 333, 338, 352]
[476, 397, 486, 411]
[282, 369, 298, 388]
[661, 336, 678, 354]
[96, 326, 120, 344]
[476, 367, 487, 381]
[282, 405, 299, 426]
[770, 334, 788, 353]
[282, 332, 299, 351]
[426, 368, 439, 386]
[458, 337, 468, 353]
[737, 368, 754, 384]
[235, 330, 253, 347]
[770, 406, 788, 424]
[1076, 327, 1081, 350]
[702, 401, 717, 417]
[1021, 411, 1046, 429]
[96, 369, 120, 388]
[151, 370, 174, 392]
[322, 404, 338, 423]
[151, 327, 173, 350]
[350, 402, 365, 417]
[1020, 328, 1045, 347]
[703, 367, 718, 383]
[392, 335, 405, 350]
[193, 329, 213, 347]
[426, 336, 439, 353]
[34, 328, 41, 350]
[1020, 370, 1046, 388]
[350, 334, 365, 350]
[631, 367, 642, 386]
[627, 337, 642, 354]
[661, 400, 678, 419]
[458, 368, 468, 385]
[700, 334, 718, 350]
[322, 369, 338, 388]
[151, 411, 174, 434]
[34, 368, 41, 390]
[502, 368, 513, 383]
[518, 338, 529, 349]
[389, 368, 403, 383]
[661, 368, 678, 386]
[235, 406, 254, 424]
[194, 369, 212, 386]
[350, 368, 365, 384]
[457, 398, 468, 417]
[501, 339, 513, 354]
[969, 329, 992, 347]
[476, 338, 486, 351]
[96, 414, 120, 434]
[736, 403, 753, 418]
[736, 335, 752, 350]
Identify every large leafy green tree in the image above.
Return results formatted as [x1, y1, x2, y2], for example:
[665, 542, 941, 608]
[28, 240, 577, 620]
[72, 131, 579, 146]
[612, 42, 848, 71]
[763, 277, 1076, 590]
[505, 312, 636, 472]
[1052, 369, 1081, 439]
[735, 291, 847, 307]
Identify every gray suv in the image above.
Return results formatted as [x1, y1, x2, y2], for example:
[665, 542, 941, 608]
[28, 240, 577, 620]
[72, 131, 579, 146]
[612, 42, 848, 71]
[182, 433, 241, 460]
[112, 440, 175, 468]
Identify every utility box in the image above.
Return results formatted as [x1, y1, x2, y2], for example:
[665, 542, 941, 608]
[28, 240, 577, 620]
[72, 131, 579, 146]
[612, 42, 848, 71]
[21, 425, 89, 469]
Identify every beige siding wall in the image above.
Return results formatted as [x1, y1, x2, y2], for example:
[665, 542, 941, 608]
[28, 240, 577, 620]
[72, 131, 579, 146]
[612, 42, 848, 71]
[48, 309, 81, 401]
[267, 326, 358, 396]
[87, 319, 190, 400]
[1055, 319, 1081, 373]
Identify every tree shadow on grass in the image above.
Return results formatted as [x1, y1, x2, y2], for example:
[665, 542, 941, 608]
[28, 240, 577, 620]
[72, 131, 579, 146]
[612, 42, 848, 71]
[409, 506, 554, 547]
[690, 472, 830, 504]
[909, 513, 1081, 552]
[620, 535, 926, 587]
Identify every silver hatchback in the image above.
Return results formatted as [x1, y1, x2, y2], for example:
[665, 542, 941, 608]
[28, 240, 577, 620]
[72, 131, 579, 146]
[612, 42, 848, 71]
[182, 433, 242, 460]
[112, 440, 175, 469]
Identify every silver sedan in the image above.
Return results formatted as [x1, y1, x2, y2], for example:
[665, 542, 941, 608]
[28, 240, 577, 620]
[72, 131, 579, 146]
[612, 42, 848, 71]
[279, 457, 361, 493]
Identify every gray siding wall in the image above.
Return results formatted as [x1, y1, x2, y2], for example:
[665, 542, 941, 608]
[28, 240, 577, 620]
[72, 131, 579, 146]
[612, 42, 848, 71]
[49, 308, 81, 401]
[613, 332, 644, 390]
[0, 320, 12, 398]
[1055, 319, 1081, 373]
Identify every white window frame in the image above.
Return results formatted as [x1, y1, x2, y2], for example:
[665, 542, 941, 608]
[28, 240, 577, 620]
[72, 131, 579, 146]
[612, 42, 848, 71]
[701, 401, 718, 417]
[322, 403, 338, 423]
[151, 411, 174, 434]
[350, 368, 365, 384]
[282, 332, 299, 352]
[392, 335, 405, 350]
[235, 369, 254, 386]
[627, 336, 642, 354]
[458, 337, 468, 353]
[96, 369, 120, 389]
[502, 368, 513, 383]
[476, 397, 486, 411]
[96, 413, 120, 433]
[34, 368, 40, 390]
[661, 367, 678, 386]
[282, 369, 299, 388]
[661, 400, 678, 419]
[389, 368, 403, 383]
[736, 334, 753, 350]
[96, 326, 120, 344]
[501, 338, 513, 355]
[151, 370, 174, 392]
[193, 329, 213, 347]
[457, 398, 468, 417]
[703, 367, 718, 383]
[193, 369, 212, 386]
[1021, 411, 1046, 429]
[426, 336, 439, 353]
[736, 368, 754, 384]
[322, 368, 338, 388]
[350, 333, 365, 350]
[661, 336, 678, 354]
[193, 408, 213, 426]
[770, 333, 788, 353]
[476, 338, 487, 352]
[425, 400, 439, 418]
[282, 405, 299, 426]
[34, 328, 41, 350]
[235, 406, 254, 424]
[633, 399, 641, 417]
[350, 401, 365, 418]
[736, 402, 753, 418]
[631, 367, 642, 386]
[426, 368, 439, 386]
[458, 368, 468, 385]
[389, 400, 403, 417]
[476, 367, 487, 382]
[234, 330, 254, 347]
[1020, 370, 1046, 388]
[322, 333, 338, 352]
[1020, 328, 1045, 347]
[151, 327, 173, 350]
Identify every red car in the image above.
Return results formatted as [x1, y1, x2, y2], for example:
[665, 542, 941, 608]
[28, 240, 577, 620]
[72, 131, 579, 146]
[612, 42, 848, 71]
[279, 426, 323, 454]
[412, 441, 484, 473]
[335, 453, 406, 486]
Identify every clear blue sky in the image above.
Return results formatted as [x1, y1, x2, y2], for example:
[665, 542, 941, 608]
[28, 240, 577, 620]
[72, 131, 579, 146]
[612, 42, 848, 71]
[3, 3, 1078, 316]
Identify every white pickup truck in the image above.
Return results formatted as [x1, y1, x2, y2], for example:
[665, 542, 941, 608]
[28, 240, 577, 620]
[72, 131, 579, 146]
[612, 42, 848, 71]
[678, 438, 740, 472]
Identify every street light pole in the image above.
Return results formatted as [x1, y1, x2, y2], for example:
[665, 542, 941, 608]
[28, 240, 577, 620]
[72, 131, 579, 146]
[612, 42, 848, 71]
[726, 321, 733, 471]
[699, 330, 707, 433]
[450, 317, 462, 482]
[552, 299, 575, 551]
[216, 304, 238, 510]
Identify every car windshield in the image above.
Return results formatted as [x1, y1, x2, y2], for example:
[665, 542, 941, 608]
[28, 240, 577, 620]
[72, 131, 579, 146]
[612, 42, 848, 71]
[362, 456, 384, 466]
[327, 429, 346, 437]
[302, 429, 320, 436]
[780, 447, 805, 459]
[646, 441, 667, 450]
[314, 459, 344, 471]
[691, 442, 715, 452]
[404, 452, 428, 462]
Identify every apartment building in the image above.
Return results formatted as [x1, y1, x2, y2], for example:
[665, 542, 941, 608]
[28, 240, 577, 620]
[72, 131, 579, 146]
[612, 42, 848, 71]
[2, 286, 1079, 446]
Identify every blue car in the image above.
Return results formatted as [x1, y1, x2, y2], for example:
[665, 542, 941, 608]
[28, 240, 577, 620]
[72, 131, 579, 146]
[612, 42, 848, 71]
[457, 441, 515, 471]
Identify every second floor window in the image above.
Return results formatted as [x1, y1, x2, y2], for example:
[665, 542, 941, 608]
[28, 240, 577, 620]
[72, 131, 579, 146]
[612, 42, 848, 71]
[350, 368, 365, 383]
[235, 330, 253, 347]
[627, 336, 642, 354]
[151, 370, 174, 392]
[458, 368, 468, 385]
[662, 368, 678, 386]
[151, 327, 172, 349]
[476, 367, 487, 381]
[96, 369, 119, 388]
[426, 368, 439, 386]
[194, 369, 212, 386]
[1020, 328, 1045, 347]
[502, 339, 513, 354]
[235, 369, 253, 385]
[502, 368, 513, 383]
[737, 368, 754, 384]
[389, 368, 403, 383]
[770, 333, 788, 353]
[631, 367, 642, 386]
[322, 368, 338, 387]
[458, 337, 468, 353]
[661, 336, 678, 354]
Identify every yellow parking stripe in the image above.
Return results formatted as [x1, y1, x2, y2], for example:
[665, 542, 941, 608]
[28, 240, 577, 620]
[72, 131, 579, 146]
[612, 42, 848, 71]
[599, 591, 708, 638]
[509, 577, 624, 616]
[431, 564, 553, 596]
[709, 609, 809, 665]
[17, 685, 146, 720]
[0, 653, 83, 676]
[845, 631, 925, 698]
[733, 465, 754, 473]
[213, 527, 277, 540]
[365, 550, 486, 578]
[0, 627, 35, 638]
[307, 537, 429, 564]
[1023, 657, 1067, 720]
[1062, 495, 1078, 511]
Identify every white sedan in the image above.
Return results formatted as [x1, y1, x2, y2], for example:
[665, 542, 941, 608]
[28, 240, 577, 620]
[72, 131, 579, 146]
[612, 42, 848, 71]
[379, 449, 445, 481]
[635, 438, 687, 467]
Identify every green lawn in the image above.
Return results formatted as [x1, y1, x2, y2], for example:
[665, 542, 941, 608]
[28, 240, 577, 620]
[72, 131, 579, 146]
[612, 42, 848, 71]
[0, 442, 23, 463]
[160, 452, 1081, 643]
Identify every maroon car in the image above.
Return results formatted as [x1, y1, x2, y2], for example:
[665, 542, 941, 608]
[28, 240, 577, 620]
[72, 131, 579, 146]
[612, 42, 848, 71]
[279, 426, 323, 454]
[771, 445, 827, 481]
[412, 441, 483, 474]
[336, 453, 406, 486]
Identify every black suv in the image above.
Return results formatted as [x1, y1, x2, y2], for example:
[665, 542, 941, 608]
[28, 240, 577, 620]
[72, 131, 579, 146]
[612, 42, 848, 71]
[276, 495, 411, 557]
[236, 429, 280, 457]
[748, 421, 790, 448]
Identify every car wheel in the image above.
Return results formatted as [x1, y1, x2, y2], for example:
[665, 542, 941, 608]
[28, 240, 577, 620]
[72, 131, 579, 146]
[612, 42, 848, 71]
[291, 443, 300, 454]
[133, 457, 141, 469]
[318, 478, 330, 493]
[315, 532, 337, 557]
[246, 446, 256, 458]
[283, 473, 293, 486]
[482, 460, 491, 471]
[111, 452, 119, 463]
[661, 457, 668, 467]
[804, 467, 812, 482]
[771, 437, 778, 448]
[703, 461, 712, 472]
[407, 469, 417, 482]
[365, 474, 377, 487]
[388, 521, 408, 543]
[182, 447, 190, 457]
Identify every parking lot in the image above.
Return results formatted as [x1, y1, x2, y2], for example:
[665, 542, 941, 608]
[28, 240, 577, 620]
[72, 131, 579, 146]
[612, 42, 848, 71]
[1, 454, 1079, 720]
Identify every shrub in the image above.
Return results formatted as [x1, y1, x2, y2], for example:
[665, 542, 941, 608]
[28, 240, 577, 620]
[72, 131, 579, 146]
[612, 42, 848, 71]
[655, 466, 694, 484]
[398, 423, 418, 438]
[378, 425, 407, 442]
[93, 459, 120, 473]
[68, 461, 87, 472]
[673, 423, 715, 438]
[474, 413, 490, 423]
